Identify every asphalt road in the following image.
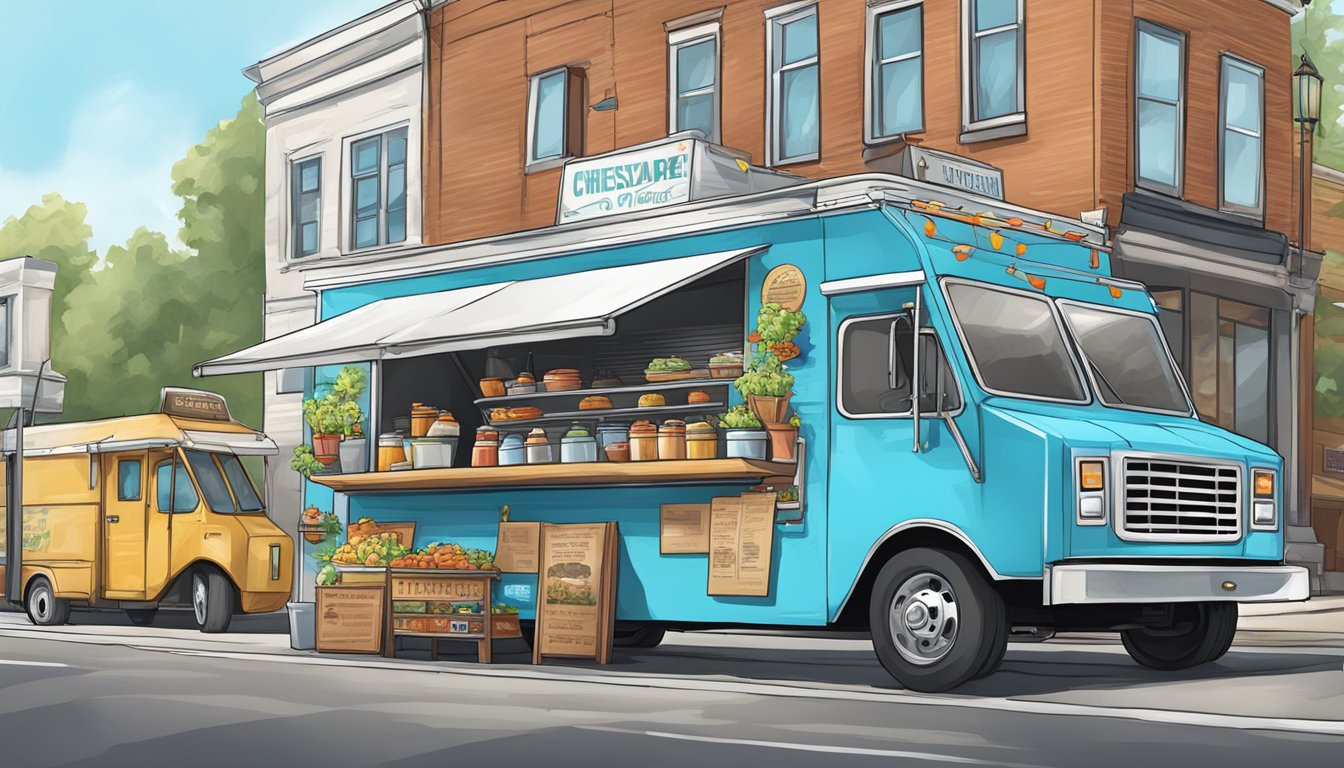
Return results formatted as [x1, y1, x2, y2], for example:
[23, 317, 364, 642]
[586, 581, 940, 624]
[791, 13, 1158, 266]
[0, 617, 1341, 768]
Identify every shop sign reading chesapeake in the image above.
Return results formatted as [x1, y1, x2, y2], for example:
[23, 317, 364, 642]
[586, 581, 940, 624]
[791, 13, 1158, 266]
[559, 141, 693, 223]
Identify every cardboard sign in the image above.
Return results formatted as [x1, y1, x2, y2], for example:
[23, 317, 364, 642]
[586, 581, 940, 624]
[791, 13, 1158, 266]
[391, 575, 486, 601]
[660, 503, 711, 554]
[762, 264, 806, 312]
[316, 584, 385, 654]
[708, 493, 776, 597]
[534, 522, 618, 664]
[495, 521, 542, 573]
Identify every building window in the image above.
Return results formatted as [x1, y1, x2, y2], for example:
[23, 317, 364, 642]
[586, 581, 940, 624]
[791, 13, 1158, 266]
[1220, 56, 1265, 217]
[526, 67, 585, 168]
[349, 127, 408, 251]
[668, 23, 720, 141]
[290, 157, 321, 258]
[0, 296, 9, 369]
[1189, 292, 1271, 443]
[117, 459, 141, 502]
[963, 0, 1024, 131]
[867, 1, 924, 143]
[766, 3, 820, 165]
[1134, 21, 1185, 196]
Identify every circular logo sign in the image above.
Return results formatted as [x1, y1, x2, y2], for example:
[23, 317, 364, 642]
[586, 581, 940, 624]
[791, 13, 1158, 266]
[762, 264, 806, 311]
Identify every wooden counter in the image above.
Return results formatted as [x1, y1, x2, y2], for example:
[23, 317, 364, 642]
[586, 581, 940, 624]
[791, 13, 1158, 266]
[309, 458, 797, 493]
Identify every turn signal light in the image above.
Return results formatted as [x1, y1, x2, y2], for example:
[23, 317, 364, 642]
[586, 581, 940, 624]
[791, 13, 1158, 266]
[1253, 471, 1275, 499]
[1080, 461, 1105, 490]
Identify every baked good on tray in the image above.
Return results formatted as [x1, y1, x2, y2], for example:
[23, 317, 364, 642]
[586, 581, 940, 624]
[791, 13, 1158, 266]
[579, 395, 614, 410]
[638, 393, 666, 408]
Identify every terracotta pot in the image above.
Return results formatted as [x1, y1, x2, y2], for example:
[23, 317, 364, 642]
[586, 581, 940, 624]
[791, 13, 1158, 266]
[748, 393, 793, 426]
[312, 433, 341, 465]
[302, 531, 326, 544]
[766, 425, 799, 462]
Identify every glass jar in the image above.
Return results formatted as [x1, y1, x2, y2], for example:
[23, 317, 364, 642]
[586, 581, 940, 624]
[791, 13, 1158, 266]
[658, 420, 687, 460]
[560, 424, 597, 463]
[596, 423, 630, 457]
[499, 434, 526, 466]
[629, 421, 658, 461]
[410, 403, 438, 437]
[471, 427, 499, 467]
[377, 433, 407, 472]
[686, 422, 717, 460]
[525, 428, 553, 464]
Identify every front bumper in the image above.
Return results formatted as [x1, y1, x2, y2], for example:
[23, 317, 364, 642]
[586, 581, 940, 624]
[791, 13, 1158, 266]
[1045, 563, 1309, 605]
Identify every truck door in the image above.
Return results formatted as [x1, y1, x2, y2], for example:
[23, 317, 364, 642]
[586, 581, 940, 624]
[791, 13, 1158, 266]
[102, 453, 149, 597]
[826, 289, 972, 613]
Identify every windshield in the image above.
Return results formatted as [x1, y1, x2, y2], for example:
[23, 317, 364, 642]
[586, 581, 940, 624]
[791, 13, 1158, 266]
[218, 454, 265, 512]
[184, 449, 236, 513]
[945, 283, 1087, 402]
[1060, 303, 1189, 413]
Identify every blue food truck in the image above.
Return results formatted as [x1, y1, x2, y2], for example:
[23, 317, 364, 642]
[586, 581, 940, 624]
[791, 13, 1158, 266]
[198, 136, 1307, 691]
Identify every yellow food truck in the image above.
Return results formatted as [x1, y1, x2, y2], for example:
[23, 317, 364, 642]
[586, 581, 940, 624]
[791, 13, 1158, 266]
[0, 388, 292, 632]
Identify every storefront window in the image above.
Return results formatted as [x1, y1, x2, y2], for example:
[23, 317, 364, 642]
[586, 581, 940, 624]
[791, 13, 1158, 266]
[1152, 288, 1183, 366]
[1315, 285, 1344, 432]
[1189, 292, 1270, 442]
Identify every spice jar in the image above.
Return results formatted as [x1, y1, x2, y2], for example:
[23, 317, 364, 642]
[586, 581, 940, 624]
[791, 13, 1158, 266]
[410, 403, 438, 437]
[686, 421, 717, 460]
[471, 427, 499, 467]
[658, 420, 687, 460]
[499, 434, 526, 466]
[629, 421, 658, 461]
[427, 412, 460, 438]
[377, 432, 407, 472]
[560, 424, 597, 463]
[525, 428, 553, 464]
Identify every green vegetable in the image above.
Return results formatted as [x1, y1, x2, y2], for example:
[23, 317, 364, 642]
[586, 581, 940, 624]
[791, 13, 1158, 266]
[718, 404, 762, 429]
[316, 564, 338, 586]
[647, 357, 692, 372]
[290, 445, 324, 478]
[788, 413, 801, 428]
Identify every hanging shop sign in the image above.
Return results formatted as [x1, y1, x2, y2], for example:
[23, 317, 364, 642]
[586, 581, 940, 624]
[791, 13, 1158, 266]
[558, 141, 693, 223]
[316, 584, 385, 654]
[495, 521, 542, 573]
[761, 264, 806, 312]
[660, 503, 711, 554]
[708, 493, 776, 598]
[534, 522, 619, 664]
[901, 146, 1004, 201]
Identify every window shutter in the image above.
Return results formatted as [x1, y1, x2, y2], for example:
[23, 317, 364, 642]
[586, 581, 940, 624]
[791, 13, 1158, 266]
[566, 66, 587, 159]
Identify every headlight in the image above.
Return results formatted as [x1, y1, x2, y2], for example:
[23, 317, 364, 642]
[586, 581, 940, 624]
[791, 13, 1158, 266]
[1250, 470, 1277, 531]
[1076, 457, 1108, 525]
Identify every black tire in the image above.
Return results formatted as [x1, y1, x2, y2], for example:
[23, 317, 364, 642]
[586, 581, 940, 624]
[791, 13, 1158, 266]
[25, 576, 70, 627]
[615, 626, 666, 649]
[124, 608, 158, 626]
[869, 548, 1007, 692]
[1121, 602, 1238, 671]
[973, 608, 1010, 679]
[191, 571, 235, 633]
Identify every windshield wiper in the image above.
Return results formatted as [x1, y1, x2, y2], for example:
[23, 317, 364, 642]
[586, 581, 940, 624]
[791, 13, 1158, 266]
[1087, 358, 1128, 405]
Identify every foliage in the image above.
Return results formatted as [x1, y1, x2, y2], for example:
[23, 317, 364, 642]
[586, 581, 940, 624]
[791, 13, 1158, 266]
[754, 303, 806, 346]
[788, 413, 800, 428]
[290, 445, 324, 478]
[718, 404, 762, 430]
[1315, 255, 1344, 426]
[1, 94, 265, 426]
[1294, 3, 1344, 172]
[302, 394, 363, 436]
[734, 353, 795, 397]
[735, 302, 804, 398]
[330, 365, 368, 404]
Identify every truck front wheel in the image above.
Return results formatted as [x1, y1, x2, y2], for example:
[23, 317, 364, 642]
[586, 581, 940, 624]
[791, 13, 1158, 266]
[869, 548, 1007, 692]
[1121, 602, 1237, 671]
[25, 576, 70, 627]
[192, 571, 235, 633]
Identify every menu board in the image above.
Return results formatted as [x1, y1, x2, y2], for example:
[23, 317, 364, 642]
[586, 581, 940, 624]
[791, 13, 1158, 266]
[660, 503, 711, 554]
[534, 522, 618, 664]
[708, 493, 776, 597]
[316, 585, 385, 654]
[495, 521, 542, 573]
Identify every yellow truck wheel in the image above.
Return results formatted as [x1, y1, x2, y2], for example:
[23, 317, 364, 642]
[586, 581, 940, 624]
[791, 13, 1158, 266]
[192, 571, 234, 633]
[26, 576, 70, 627]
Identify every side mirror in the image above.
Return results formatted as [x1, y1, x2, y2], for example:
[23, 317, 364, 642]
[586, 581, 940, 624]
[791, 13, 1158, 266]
[888, 314, 914, 391]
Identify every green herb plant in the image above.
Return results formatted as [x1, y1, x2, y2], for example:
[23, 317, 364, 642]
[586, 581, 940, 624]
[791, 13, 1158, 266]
[302, 394, 363, 437]
[290, 445, 324, 478]
[718, 404, 763, 430]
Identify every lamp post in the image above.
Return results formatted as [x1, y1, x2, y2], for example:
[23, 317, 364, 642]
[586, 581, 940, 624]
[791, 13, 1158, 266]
[1293, 51, 1323, 274]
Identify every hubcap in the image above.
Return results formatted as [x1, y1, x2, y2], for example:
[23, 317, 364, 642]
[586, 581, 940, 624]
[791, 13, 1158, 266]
[33, 589, 51, 622]
[889, 571, 960, 666]
[193, 577, 208, 625]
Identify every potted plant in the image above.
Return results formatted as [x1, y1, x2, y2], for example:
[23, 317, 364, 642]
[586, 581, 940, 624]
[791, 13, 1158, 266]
[332, 366, 369, 472]
[736, 303, 806, 425]
[298, 505, 342, 544]
[767, 412, 800, 462]
[719, 405, 767, 460]
[302, 393, 362, 466]
[291, 445, 324, 478]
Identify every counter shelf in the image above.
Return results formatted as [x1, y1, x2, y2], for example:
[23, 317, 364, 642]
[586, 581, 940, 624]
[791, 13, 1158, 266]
[473, 378, 730, 407]
[486, 401, 725, 428]
[309, 457, 799, 493]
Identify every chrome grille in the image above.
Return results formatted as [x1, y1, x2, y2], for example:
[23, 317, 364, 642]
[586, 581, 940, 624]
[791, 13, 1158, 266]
[1121, 458, 1241, 541]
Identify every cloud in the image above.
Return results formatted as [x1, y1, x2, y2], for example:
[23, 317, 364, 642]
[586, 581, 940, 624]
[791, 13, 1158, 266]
[0, 81, 193, 253]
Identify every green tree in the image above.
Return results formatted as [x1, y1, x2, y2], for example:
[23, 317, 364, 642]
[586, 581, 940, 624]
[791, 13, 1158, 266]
[1294, 2, 1344, 170]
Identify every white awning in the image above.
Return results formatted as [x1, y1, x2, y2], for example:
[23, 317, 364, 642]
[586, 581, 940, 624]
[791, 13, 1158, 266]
[195, 246, 761, 376]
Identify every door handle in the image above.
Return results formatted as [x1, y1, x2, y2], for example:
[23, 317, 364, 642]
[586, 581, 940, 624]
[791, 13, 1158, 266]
[204, 532, 222, 540]
[105, 515, 120, 523]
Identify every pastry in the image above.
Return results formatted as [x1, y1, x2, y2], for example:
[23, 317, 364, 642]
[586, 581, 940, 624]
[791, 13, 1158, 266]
[579, 395, 614, 410]
[638, 393, 666, 408]
[687, 390, 710, 404]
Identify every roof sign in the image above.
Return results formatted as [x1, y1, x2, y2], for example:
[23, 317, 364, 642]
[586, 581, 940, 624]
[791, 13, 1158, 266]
[160, 388, 232, 422]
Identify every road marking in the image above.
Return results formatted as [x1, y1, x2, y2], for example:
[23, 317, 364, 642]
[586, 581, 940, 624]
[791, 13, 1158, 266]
[0, 658, 69, 668]
[577, 725, 1037, 766]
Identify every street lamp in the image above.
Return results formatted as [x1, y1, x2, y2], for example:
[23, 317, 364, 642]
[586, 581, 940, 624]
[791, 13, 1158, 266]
[1294, 51, 1323, 274]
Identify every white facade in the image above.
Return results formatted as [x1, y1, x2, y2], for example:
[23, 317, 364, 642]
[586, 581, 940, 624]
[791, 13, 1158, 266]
[245, 0, 426, 553]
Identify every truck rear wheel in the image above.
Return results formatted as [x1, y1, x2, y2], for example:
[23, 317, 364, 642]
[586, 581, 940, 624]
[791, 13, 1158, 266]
[1121, 602, 1237, 671]
[869, 548, 1007, 692]
[26, 576, 70, 627]
[192, 571, 235, 633]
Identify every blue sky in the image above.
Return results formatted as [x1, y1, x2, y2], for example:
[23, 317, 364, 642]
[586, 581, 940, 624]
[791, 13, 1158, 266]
[0, 0, 384, 251]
